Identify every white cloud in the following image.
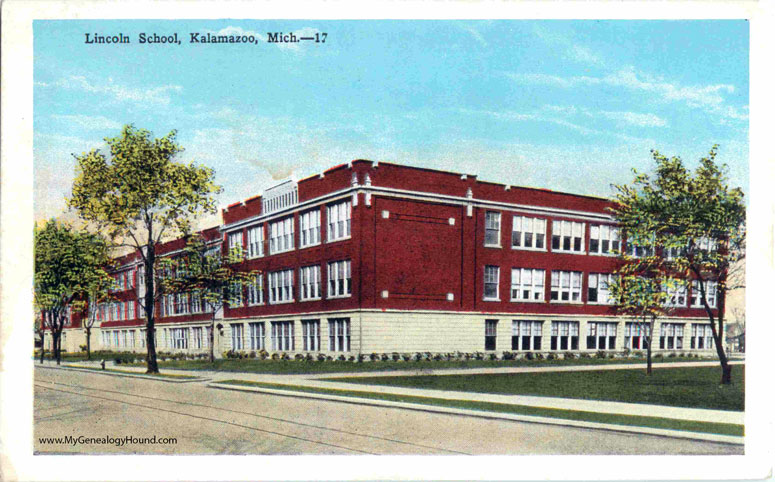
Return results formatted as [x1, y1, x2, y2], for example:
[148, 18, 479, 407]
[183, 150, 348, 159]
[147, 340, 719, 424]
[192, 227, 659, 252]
[598, 110, 668, 128]
[50, 114, 122, 130]
[39, 75, 182, 105]
[506, 67, 744, 124]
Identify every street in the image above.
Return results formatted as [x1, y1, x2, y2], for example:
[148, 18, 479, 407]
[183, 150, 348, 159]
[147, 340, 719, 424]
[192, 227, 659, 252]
[34, 367, 743, 455]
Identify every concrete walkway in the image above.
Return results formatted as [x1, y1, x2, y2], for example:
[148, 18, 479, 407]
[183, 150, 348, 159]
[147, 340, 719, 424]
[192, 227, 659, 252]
[58, 359, 745, 425]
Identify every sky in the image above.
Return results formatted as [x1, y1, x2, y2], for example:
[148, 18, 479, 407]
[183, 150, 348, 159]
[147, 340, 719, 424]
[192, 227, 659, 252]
[33, 20, 749, 226]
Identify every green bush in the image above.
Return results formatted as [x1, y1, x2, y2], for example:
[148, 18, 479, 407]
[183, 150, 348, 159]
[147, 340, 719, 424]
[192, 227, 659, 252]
[391, 352, 400, 361]
[401, 353, 411, 362]
[563, 351, 576, 360]
[473, 351, 484, 361]
[579, 352, 592, 359]
[546, 352, 557, 360]
[668, 352, 677, 358]
[595, 350, 607, 359]
[535, 352, 545, 360]
[502, 351, 515, 360]
[524, 351, 535, 360]
[317, 353, 327, 362]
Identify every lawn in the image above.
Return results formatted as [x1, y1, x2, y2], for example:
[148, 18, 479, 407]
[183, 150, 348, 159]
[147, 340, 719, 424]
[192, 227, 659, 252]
[63, 365, 199, 379]
[215, 380, 744, 437]
[127, 354, 713, 375]
[327, 365, 744, 411]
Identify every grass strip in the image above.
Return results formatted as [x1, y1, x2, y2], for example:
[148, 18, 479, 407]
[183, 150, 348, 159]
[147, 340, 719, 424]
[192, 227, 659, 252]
[64, 365, 199, 379]
[128, 355, 719, 374]
[216, 379, 743, 437]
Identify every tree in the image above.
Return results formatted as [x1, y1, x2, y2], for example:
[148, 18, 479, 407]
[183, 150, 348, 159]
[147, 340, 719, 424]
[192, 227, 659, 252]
[69, 125, 222, 373]
[159, 234, 257, 362]
[34, 220, 112, 365]
[611, 146, 745, 384]
[81, 273, 114, 360]
[610, 270, 680, 375]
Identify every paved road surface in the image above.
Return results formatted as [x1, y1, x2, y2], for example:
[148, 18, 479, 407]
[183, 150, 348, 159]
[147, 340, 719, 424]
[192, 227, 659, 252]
[34, 368, 743, 455]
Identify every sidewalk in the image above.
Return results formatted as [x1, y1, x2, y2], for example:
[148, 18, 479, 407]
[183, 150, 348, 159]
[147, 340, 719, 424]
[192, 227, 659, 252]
[57, 359, 745, 425]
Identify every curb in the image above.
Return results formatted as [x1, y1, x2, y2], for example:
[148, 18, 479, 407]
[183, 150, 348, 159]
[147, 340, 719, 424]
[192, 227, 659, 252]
[208, 382, 744, 446]
[38, 364, 209, 383]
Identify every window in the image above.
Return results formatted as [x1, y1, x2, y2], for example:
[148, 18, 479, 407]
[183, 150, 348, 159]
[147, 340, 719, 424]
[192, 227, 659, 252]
[102, 331, 110, 348]
[247, 274, 264, 306]
[127, 301, 135, 319]
[299, 210, 321, 247]
[230, 323, 244, 351]
[483, 266, 500, 301]
[192, 327, 204, 349]
[551, 220, 585, 253]
[587, 322, 617, 350]
[624, 323, 649, 349]
[300, 265, 321, 301]
[589, 225, 620, 255]
[550, 271, 582, 303]
[228, 231, 244, 257]
[302, 320, 321, 351]
[512, 216, 546, 250]
[113, 330, 119, 347]
[485, 320, 498, 350]
[588, 273, 616, 305]
[510, 268, 545, 302]
[171, 328, 189, 350]
[690, 280, 718, 308]
[229, 281, 244, 307]
[327, 200, 352, 242]
[691, 324, 714, 350]
[696, 236, 718, 254]
[328, 260, 351, 298]
[628, 237, 655, 258]
[249, 322, 265, 351]
[664, 282, 687, 307]
[550, 321, 579, 350]
[268, 269, 294, 304]
[660, 323, 684, 350]
[328, 318, 351, 352]
[511, 321, 543, 351]
[191, 291, 202, 313]
[247, 225, 264, 258]
[269, 217, 294, 254]
[271, 321, 294, 351]
[175, 293, 190, 314]
[484, 212, 501, 247]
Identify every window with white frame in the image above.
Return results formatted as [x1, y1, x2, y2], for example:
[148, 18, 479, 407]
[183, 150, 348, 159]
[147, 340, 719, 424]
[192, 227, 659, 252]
[192, 327, 204, 349]
[140, 329, 147, 348]
[484, 212, 501, 247]
[511, 320, 543, 351]
[550, 321, 579, 350]
[327, 200, 352, 242]
[624, 322, 649, 349]
[664, 282, 687, 307]
[550, 271, 582, 302]
[269, 217, 295, 254]
[247, 225, 264, 258]
[587, 322, 617, 350]
[271, 321, 294, 351]
[691, 324, 714, 350]
[191, 292, 202, 313]
[588, 273, 616, 304]
[176, 293, 190, 314]
[300, 265, 321, 301]
[126, 301, 135, 319]
[102, 331, 110, 348]
[483, 265, 500, 301]
[249, 322, 265, 351]
[228, 231, 244, 257]
[119, 330, 127, 348]
[302, 320, 321, 351]
[484, 320, 498, 350]
[328, 318, 350, 352]
[696, 236, 718, 254]
[690, 280, 718, 308]
[230, 323, 244, 351]
[551, 220, 585, 253]
[268, 269, 294, 304]
[171, 327, 189, 350]
[628, 237, 655, 258]
[299, 209, 321, 248]
[113, 330, 120, 348]
[510, 268, 545, 302]
[511, 216, 546, 250]
[328, 260, 351, 298]
[247, 274, 264, 306]
[660, 323, 684, 350]
[589, 225, 620, 255]
[229, 281, 244, 307]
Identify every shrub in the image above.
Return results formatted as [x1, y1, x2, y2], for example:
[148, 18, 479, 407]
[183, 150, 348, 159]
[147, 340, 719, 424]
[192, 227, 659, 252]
[412, 352, 423, 362]
[281, 353, 291, 361]
[633, 351, 645, 358]
[294, 353, 305, 361]
[524, 351, 535, 361]
[326, 355, 334, 361]
[79, 344, 88, 353]
[347, 355, 356, 362]
[563, 351, 576, 360]
[546, 352, 557, 360]
[248, 351, 257, 359]
[488, 353, 498, 361]
[535, 352, 545, 360]
[391, 352, 401, 361]
[502, 351, 515, 360]
[270, 352, 280, 360]
[667, 352, 677, 358]
[473, 351, 484, 361]
[608, 352, 616, 359]
[654, 352, 664, 359]
[463, 352, 473, 361]
[370, 353, 379, 362]
[401, 353, 412, 362]
[622, 348, 631, 357]
[380, 353, 390, 362]
[595, 350, 606, 359]
[357, 353, 366, 363]
[317, 353, 327, 362]
[579, 352, 591, 359]
[433, 353, 443, 361]
[423, 352, 433, 361]
[258, 349, 269, 360]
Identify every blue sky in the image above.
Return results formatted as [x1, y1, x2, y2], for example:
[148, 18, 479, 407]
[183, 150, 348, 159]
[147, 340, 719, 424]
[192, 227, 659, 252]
[34, 20, 749, 224]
